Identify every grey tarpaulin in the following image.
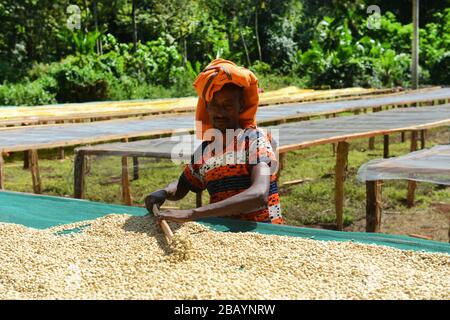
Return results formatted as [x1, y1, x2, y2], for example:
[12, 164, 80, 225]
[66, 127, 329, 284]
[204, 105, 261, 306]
[357, 144, 450, 185]
[1, 88, 450, 153]
[78, 104, 450, 161]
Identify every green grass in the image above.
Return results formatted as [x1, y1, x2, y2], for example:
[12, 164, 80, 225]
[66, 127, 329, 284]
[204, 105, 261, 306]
[3, 126, 449, 234]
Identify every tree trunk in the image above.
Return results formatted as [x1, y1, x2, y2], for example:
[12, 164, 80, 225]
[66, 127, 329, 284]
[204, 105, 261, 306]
[83, 0, 89, 33]
[226, 29, 233, 54]
[132, 0, 138, 53]
[183, 37, 187, 67]
[238, 19, 251, 66]
[254, 1, 262, 61]
[93, 0, 102, 55]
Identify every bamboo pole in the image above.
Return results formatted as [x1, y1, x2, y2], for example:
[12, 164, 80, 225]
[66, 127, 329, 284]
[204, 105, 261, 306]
[407, 131, 418, 207]
[74, 151, 86, 199]
[366, 180, 382, 232]
[0, 152, 5, 190]
[335, 141, 349, 231]
[29, 149, 42, 194]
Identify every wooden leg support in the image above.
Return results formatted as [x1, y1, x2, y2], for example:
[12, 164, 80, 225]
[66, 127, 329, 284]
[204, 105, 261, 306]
[407, 131, 418, 207]
[383, 135, 389, 158]
[0, 152, 5, 190]
[335, 141, 349, 231]
[29, 149, 42, 194]
[366, 180, 382, 232]
[196, 191, 202, 208]
[121, 156, 133, 205]
[74, 151, 86, 199]
[420, 129, 426, 149]
[58, 147, 65, 160]
[401, 131, 405, 143]
[407, 181, 417, 208]
[368, 137, 375, 150]
[133, 157, 139, 180]
[23, 150, 29, 169]
[277, 152, 286, 181]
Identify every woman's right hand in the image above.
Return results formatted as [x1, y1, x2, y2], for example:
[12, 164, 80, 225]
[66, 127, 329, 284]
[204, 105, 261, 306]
[144, 189, 168, 215]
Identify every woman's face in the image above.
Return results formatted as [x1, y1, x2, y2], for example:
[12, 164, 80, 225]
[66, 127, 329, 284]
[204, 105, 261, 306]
[206, 85, 244, 132]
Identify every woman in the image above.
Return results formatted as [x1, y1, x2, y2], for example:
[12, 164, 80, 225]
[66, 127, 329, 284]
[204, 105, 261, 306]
[145, 59, 284, 224]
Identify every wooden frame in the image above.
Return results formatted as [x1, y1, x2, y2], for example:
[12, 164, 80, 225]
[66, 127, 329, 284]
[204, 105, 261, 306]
[0, 87, 406, 128]
[0, 99, 445, 196]
[335, 141, 349, 231]
[364, 144, 450, 233]
[0, 152, 4, 190]
[366, 181, 382, 232]
[73, 122, 449, 235]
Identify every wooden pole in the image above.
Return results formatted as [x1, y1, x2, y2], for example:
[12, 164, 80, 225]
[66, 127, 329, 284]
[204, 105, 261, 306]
[277, 152, 286, 181]
[152, 205, 174, 244]
[410, 130, 418, 152]
[23, 150, 29, 169]
[383, 135, 389, 158]
[196, 191, 202, 208]
[368, 137, 375, 150]
[407, 131, 418, 207]
[121, 156, 132, 205]
[412, 0, 419, 89]
[366, 180, 382, 232]
[0, 152, 5, 190]
[58, 147, 65, 160]
[420, 129, 426, 149]
[132, 157, 139, 180]
[335, 141, 349, 231]
[120, 138, 131, 204]
[74, 151, 86, 199]
[29, 149, 42, 194]
[368, 106, 383, 150]
[401, 131, 405, 142]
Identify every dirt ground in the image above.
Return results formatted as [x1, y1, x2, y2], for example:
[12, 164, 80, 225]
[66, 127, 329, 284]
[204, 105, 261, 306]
[347, 202, 450, 242]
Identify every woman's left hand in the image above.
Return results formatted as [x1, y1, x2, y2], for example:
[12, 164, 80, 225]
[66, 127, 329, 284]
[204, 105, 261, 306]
[157, 209, 195, 223]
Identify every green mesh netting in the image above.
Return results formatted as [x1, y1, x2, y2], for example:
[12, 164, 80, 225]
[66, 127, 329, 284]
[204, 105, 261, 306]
[0, 191, 448, 254]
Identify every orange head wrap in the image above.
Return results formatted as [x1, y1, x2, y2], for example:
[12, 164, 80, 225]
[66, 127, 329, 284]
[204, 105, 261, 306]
[193, 59, 259, 140]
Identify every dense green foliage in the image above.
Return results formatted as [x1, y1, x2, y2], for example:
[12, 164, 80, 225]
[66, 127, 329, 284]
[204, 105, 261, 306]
[0, 0, 449, 105]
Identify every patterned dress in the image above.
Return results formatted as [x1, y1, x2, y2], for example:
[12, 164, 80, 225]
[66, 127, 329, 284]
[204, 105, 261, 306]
[180, 126, 284, 224]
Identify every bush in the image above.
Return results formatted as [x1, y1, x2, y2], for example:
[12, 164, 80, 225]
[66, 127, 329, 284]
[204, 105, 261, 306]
[47, 55, 113, 102]
[0, 81, 56, 106]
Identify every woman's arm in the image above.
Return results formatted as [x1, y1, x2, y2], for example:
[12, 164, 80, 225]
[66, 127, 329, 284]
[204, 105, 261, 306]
[144, 176, 191, 214]
[158, 162, 271, 222]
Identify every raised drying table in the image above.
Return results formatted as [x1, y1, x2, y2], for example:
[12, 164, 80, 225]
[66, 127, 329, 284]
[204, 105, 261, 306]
[1, 88, 449, 196]
[74, 104, 450, 230]
[357, 144, 450, 234]
[0, 87, 400, 127]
